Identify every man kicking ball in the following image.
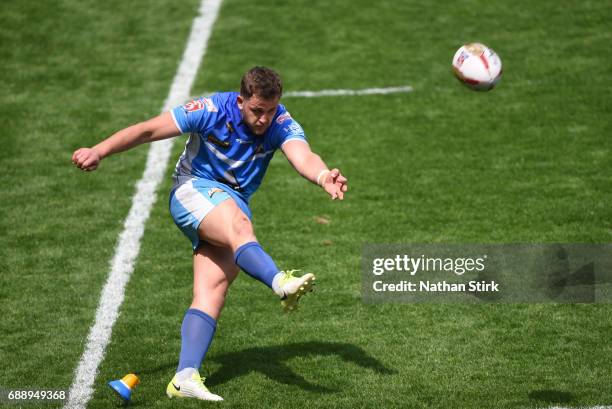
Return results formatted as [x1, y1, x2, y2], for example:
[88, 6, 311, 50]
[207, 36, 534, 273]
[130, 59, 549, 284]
[72, 66, 348, 401]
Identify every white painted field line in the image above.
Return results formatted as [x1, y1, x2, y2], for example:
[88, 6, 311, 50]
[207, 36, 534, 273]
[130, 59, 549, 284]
[283, 85, 413, 98]
[195, 85, 413, 100]
[64, 0, 222, 408]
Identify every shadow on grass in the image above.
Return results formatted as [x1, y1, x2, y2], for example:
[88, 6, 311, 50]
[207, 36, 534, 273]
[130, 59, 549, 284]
[207, 341, 396, 392]
[528, 389, 574, 404]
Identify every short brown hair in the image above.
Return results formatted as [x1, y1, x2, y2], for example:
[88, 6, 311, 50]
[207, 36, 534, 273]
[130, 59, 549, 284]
[240, 66, 283, 100]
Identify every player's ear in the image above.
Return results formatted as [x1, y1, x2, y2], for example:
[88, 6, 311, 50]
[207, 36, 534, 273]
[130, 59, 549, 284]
[237, 95, 245, 109]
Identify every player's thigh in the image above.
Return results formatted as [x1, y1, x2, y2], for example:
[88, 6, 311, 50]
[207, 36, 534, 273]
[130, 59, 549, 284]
[197, 198, 256, 250]
[169, 179, 253, 250]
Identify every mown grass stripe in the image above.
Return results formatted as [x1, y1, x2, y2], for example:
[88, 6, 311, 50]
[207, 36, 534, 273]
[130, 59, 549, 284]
[63, 0, 222, 408]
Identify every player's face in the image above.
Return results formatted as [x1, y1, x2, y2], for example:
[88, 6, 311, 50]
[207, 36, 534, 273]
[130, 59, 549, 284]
[237, 94, 279, 135]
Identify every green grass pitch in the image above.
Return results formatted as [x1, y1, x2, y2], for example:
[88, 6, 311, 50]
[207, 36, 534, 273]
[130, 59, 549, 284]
[1, 0, 611, 408]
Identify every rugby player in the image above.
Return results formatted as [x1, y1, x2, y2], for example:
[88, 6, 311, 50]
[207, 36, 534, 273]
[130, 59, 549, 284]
[72, 66, 348, 401]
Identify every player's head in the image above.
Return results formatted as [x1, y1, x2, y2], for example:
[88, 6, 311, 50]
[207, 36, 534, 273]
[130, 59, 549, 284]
[237, 66, 283, 135]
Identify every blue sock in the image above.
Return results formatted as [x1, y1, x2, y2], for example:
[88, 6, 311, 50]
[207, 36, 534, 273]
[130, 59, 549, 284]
[177, 309, 217, 372]
[234, 242, 279, 289]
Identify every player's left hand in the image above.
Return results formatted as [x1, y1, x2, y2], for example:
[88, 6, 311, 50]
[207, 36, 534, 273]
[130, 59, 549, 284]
[321, 168, 348, 200]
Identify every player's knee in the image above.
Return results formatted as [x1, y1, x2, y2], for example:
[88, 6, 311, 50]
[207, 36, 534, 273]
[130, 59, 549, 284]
[231, 213, 255, 244]
[226, 267, 240, 284]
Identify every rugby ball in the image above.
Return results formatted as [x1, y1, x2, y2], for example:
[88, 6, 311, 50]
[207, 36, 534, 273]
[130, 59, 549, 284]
[452, 43, 502, 91]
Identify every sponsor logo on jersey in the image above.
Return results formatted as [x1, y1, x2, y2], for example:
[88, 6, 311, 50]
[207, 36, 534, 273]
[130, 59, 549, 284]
[276, 112, 292, 124]
[207, 134, 230, 148]
[208, 187, 224, 198]
[283, 122, 304, 135]
[183, 97, 217, 113]
[225, 122, 235, 134]
[183, 99, 204, 112]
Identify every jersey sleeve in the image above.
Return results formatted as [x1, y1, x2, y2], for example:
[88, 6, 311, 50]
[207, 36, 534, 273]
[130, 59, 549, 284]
[270, 110, 309, 149]
[170, 95, 221, 134]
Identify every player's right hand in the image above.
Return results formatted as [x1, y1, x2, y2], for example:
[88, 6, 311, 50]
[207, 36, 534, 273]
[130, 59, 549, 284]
[72, 147, 101, 171]
[322, 168, 348, 200]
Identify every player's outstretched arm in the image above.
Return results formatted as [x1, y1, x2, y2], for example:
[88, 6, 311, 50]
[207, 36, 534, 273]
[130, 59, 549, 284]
[282, 140, 348, 200]
[72, 111, 181, 171]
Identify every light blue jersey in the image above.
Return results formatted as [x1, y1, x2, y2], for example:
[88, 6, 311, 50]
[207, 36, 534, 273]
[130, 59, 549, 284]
[169, 92, 308, 249]
[170, 92, 308, 203]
